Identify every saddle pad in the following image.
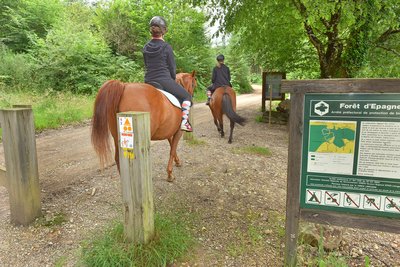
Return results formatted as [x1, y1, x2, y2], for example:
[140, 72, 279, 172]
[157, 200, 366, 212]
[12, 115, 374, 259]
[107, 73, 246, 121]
[157, 89, 181, 109]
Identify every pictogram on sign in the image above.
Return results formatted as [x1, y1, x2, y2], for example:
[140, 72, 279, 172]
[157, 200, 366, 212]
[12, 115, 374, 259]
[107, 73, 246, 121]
[363, 194, 381, 211]
[306, 189, 322, 204]
[324, 191, 341, 206]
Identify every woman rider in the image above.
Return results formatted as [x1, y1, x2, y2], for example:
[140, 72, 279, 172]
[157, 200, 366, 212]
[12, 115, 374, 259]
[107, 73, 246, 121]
[142, 16, 193, 132]
[205, 54, 232, 105]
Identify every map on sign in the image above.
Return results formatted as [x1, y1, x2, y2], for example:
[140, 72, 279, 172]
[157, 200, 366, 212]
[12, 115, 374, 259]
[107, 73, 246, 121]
[307, 120, 356, 175]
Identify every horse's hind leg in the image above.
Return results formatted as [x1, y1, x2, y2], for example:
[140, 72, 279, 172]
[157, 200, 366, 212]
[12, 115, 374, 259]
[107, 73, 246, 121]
[218, 117, 224, 138]
[228, 120, 235, 144]
[213, 118, 221, 133]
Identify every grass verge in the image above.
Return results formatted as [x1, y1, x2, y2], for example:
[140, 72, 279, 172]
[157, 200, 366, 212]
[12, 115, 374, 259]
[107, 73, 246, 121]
[81, 213, 194, 266]
[0, 90, 94, 131]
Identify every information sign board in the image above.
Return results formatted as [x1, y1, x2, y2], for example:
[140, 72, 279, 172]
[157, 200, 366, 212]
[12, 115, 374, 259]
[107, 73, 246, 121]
[263, 72, 285, 100]
[300, 93, 400, 218]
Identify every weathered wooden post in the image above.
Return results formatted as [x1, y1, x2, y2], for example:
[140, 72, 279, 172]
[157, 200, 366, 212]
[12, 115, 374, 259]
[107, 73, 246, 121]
[117, 111, 154, 244]
[268, 84, 273, 125]
[0, 107, 41, 225]
[0, 166, 6, 188]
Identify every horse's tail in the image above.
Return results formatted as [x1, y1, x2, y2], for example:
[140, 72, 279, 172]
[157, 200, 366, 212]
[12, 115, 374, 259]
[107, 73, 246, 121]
[91, 80, 125, 167]
[222, 93, 246, 126]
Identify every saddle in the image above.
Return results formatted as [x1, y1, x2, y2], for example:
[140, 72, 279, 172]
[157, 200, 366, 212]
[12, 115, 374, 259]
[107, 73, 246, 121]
[146, 81, 181, 108]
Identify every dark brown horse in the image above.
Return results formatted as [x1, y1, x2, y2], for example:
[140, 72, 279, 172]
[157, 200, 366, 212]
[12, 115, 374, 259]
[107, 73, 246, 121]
[91, 72, 196, 182]
[208, 86, 246, 143]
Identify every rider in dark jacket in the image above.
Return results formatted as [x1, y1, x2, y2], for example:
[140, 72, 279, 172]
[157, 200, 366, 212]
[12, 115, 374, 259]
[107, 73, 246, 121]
[206, 54, 232, 105]
[143, 16, 193, 132]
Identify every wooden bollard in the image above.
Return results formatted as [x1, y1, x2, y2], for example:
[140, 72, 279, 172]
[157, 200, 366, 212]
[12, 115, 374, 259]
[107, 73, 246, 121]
[0, 165, 6, 188]
[0, 108, 41, 225]
[117, 112, 154, 244]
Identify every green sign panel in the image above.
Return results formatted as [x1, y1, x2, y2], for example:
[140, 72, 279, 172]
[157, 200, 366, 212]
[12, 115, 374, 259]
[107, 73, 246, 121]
[300, 93, 400, 218]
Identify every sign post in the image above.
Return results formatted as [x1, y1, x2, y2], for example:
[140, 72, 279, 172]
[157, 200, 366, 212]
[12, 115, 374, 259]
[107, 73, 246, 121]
[117, 111, 154, 244]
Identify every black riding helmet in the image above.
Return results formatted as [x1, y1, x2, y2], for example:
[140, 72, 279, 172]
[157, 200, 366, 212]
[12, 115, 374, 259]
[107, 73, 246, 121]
[216, 54, 225, 61]
[149, 16, 167, 33]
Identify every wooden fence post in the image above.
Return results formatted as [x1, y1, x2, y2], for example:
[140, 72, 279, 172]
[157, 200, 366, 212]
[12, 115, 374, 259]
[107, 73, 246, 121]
[0, 108, 41, 225]
[0, 166, 6, 188]
[117, 112, 154, 244]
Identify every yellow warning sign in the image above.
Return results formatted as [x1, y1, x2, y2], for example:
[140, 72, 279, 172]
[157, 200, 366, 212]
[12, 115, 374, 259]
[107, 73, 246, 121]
[123, 118, 132, 132]
[119, 116, 134, 149]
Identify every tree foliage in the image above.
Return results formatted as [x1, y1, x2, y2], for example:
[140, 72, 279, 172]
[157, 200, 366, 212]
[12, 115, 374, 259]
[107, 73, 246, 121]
[0, 0, 63, 53]
[195, 0, 400, 78]
[32, 2, 142, 94]
[0, 0, 214, 94]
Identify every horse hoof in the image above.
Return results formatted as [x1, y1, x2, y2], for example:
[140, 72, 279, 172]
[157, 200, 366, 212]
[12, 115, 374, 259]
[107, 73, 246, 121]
[167, 175, 175, 182]
[176, 163, 182, 167]
[228, 140, 232, 144]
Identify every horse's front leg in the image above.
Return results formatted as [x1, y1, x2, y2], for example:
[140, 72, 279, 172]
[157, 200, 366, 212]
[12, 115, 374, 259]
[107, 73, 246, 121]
[168, 136, 181, 167]
[166, 130, 183, 182]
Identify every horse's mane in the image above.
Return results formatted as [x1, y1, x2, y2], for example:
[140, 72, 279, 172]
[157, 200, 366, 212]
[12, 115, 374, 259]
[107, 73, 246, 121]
[176, 71, 197, 96]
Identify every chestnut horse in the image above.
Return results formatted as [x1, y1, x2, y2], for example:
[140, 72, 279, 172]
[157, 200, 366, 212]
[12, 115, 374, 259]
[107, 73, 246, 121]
[208, 86, 246, 143]
[91, 71, 196, 182]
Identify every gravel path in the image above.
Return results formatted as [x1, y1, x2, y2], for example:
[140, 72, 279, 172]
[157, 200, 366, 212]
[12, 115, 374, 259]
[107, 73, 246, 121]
[0, 85, 399, 266]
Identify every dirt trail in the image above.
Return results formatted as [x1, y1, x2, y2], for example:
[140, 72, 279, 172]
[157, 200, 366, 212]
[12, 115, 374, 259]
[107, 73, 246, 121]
[0, 86, 263, 220]
[1, 85, 399, 267]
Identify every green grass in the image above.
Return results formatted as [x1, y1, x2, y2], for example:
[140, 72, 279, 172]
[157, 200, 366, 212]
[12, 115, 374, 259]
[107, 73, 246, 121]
[255, 114, 264, 122]
[233, 145, 272, 156]
[186, 137, 206, 146]
[35, 212, 68, 227]
[0, 90, 94, 131]
[81, 213, 194, 267]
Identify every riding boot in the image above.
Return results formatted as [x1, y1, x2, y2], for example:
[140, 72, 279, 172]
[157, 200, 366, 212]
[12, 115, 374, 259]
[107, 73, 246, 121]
[181, 100, 193, 132]
[205, 90, 212, 105]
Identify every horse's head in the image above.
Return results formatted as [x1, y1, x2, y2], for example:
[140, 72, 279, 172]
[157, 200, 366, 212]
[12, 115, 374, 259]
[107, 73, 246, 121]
[176, 71, 197, 96]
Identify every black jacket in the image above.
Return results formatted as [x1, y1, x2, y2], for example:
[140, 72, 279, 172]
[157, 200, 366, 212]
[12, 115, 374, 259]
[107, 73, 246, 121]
[143, 39, 176, 82]
[211, 64, 231, 90]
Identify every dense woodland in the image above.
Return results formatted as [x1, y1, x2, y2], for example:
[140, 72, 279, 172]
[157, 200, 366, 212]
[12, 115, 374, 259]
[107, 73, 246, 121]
[0, 0, 399, 96]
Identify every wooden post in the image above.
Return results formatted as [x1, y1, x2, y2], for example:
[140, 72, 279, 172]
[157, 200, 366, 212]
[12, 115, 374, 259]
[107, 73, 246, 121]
[284, 91, 304, 266]
[0, 108, 41, 225]
[117, 112, 154, 244]
[0, 165, 6, 188]
[269, 85, 273, 125]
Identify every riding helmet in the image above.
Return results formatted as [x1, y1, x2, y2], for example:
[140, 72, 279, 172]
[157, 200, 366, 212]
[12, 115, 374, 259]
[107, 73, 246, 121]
[216, 54, 225, 61]
[149, 16, 167, 32]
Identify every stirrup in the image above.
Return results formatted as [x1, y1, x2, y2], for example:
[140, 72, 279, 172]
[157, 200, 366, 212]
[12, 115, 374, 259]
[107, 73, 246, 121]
[205, 98, 210, 105]
[181, 121, 193, 132]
